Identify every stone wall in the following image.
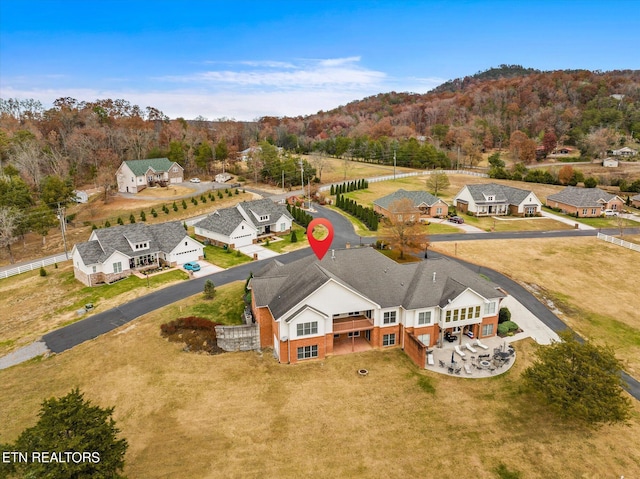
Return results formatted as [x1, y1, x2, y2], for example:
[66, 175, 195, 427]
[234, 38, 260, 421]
[215, 324, 260, 352]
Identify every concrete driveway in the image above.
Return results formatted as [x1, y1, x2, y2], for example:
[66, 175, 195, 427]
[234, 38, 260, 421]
[540, 210, 595, 230]
[237, 244, 280, 260]
[432, 217, 486, 233]
[187, 260, 225, 278]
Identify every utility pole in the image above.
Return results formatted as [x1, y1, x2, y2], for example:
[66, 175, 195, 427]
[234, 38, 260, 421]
[299, 158, 304, 191]
[58, 203, 68, 259]
[393, 148, 396, 180]
[282, 170, 285, 193]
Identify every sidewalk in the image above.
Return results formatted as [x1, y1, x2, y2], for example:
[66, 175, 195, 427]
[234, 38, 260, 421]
[0, 341, 49, 370]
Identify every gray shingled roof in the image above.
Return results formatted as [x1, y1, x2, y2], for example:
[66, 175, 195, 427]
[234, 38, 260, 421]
[75, 221, 191, 264]
[194, 208, 248, 236]
[194, 199, 293, 234]
[632, 194, 640, 201]
[124, 158, 179, 176]
[546, 186, 617, 208]
[463, 183, 536, 205]
[252, 248, 505, 319]
[373, 189, 447, 209]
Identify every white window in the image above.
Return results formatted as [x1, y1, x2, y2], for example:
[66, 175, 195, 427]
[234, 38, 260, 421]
[582, 208, 588, 215]
[280, 222, 286, 231]
[383, 311, 397, 324]
[591, 208, 597, 215]
[92, 266, 96, 273]
[113, 262, 122, 273]
[436, 207, 443, 215]
[418, 334, 431, 346]
[487, 196, 494, 201]
[445, 310, 451, 322]
[418, 311, 432, 325]
[482, 324, 494, 337]
[382, 333, 396, 346]
[296, 321, 318, 336]
[484, 302, 496, 315]
[297, 345, 318, 360]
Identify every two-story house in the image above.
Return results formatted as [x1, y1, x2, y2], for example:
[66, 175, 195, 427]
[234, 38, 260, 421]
[249, 248, 505, 367]
[116, 158, 184, 193]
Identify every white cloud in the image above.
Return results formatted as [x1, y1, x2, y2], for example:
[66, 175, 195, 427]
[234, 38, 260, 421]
[0, 57, 445, 120]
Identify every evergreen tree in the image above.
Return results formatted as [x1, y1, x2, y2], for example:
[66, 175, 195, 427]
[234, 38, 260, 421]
[140, 210, 146, 221]
[182, 199, 187, 209]
[290, 229, 298, 242]
[330, 184, 335, 195]
[129, 214, 135, 224]
[117, 217, 123, 225]
[2, 389, 128, 478]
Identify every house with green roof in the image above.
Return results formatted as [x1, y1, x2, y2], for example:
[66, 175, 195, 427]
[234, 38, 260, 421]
[116, 158, 184, 193]
[373, 189, 449, 220]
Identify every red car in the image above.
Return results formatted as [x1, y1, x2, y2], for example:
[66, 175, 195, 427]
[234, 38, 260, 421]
[448, 216, 464, 224]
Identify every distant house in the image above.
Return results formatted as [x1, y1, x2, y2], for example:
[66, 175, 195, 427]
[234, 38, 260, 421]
[116, 158, 184, 193]
[250, 248, 505, 366]
[194, 199, 293, 248]
[373, 189, 449, 220]
[453, 183, 542, 217]
[546, 186, 624, 217]
[631, 194, 640, 209]
[71, 221, 203, 286]
[611, 147, 637, 157]
[602, 157, 619, 168]
[215, 172, 232, 183]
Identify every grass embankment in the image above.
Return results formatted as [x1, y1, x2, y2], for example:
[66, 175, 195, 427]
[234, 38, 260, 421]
[203, 244, 253, 268]
[431, 237, 640, 375]
[1, 319, 639, 478]
[0, 262, 189, 356]
[264, 224, 309, 253]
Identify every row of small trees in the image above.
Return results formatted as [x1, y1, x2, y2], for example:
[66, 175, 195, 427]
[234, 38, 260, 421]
[287, 204, 313, 228]
[94, 189, 241, 229]
[335, 194, 378, 231]
[330, 178, 368, 195]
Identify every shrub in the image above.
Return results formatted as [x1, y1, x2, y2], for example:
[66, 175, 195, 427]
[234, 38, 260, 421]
[498, 321, 519, 335]
[203, 280, 215, 299]
[91, 223, 97, 230]
[129, 214, 135, 224]
[160, 316, 218, 336]
[182, 199, 187, 209]
[151, 208, 157, 217]
[173, 202, 178, 211]
[498, 307, 511, 324]
[140, 210, 146, 221]
[235, 189, 239, 195]
[117, 217, 124, 225]
[290, 230, 298, 242]
[104, 220, 111, 227]
[39, 266, 47, 277]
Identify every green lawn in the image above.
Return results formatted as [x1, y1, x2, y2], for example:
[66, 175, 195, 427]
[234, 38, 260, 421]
[263, 225, 309, 252]
[185, 281, 246, 325]
[203, 244, 253, 268]
[542, 206, 637, 228]
[61, 269, 190, 314]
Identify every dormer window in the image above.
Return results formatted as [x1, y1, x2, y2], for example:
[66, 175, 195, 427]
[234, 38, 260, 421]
[134, 242, 148, 250]
[487, 196, 494, 201]
[259, 215, 269, 221]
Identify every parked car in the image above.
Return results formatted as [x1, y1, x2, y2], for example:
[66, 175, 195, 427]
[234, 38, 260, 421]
[190, 178, 201, 183]
[448, 216, 465, 224]
[603, 209, 618, 217]
[183, 262, 201, 272]
[444, 331, 458, 342]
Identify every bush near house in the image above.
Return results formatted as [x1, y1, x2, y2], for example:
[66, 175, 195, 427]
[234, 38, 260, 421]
[498, 307, 511, 324]
[498, 321, 519, 335]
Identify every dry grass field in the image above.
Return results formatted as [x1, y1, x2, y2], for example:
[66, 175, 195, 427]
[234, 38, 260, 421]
[1, 299, 639, 478]
[431, 237, 640, 375]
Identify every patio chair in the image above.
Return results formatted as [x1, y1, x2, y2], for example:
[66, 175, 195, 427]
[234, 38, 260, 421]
[427, 353, 435, 366]
[465, 343, 477, 353]
[454, 345, 466, 358]
[439, 360, 446, 368]
[454, 368, 461, 375]
[464, 364, 472, 375]
[474, 339, 489, 350]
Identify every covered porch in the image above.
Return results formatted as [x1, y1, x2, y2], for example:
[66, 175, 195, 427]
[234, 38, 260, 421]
[331, 316, 374, 356]
[128, 252, 159, 270]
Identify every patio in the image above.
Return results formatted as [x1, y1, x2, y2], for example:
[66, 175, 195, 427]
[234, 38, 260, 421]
[425, 335, 516, 378]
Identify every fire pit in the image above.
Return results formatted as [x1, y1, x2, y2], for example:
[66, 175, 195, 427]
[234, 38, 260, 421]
[479, 360, 491, 369]
[358, 369, 369, 376]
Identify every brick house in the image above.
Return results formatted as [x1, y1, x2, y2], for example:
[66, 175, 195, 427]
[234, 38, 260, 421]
[453, 183, 542, 217]
[116, 158, 184, 193]
[193, 199, 293, 248]
[249, 248, 505, 367]
[546, 186, 624, 217]
[373, 189, 449, 220]
[631, 194, 640, 209]
[71, 221, 203, 286]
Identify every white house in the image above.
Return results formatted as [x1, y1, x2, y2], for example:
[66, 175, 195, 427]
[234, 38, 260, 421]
[602, 157, 619, 167]
[194, 199, 293, 248]
[453, 183, 542, 216]
[611, 147, 637, 157]
[71, 221, 203, 286]
[116, 158, 184, 193]
[250, 248, 505, 366]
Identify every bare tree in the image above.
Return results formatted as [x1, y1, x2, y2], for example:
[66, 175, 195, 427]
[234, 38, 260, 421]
[382, 198, 429, 260]
[425, 170, 450, 196]
[309, 151, 330, 183]
[11, 140, 44, 188]
[0, 206, 19, 263]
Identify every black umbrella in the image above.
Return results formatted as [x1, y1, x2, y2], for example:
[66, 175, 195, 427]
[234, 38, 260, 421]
[451, 351, 455, 364]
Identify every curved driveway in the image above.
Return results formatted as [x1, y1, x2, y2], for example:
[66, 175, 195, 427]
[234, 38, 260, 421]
[4, 206, 640, 400]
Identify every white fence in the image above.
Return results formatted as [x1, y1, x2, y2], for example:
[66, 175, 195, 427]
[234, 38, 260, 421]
[0, 253, 70, 280]
[318, 169, 488, 192]
[597, 232, 640, 253]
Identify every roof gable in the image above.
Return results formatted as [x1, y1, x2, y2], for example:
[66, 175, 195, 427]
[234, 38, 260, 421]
[374, 189, 445, 209]
[547, 186, 618, 207]
[463, 183, 536, 205]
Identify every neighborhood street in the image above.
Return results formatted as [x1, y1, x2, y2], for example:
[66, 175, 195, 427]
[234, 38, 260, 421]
[2, 205, 639, 401]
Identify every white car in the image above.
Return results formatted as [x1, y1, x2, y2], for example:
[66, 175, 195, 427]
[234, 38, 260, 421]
[603, 209, 618, 216]
[189, 178, 201, 183]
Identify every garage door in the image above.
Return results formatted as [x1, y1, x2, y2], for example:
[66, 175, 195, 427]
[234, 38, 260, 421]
[170, 177, 180, 183]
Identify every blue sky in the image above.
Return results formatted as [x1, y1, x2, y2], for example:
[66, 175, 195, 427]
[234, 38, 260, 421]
[1, 0, 638, 120]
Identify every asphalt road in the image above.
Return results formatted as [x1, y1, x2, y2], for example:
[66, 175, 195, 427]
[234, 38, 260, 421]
[35, 205, 640, 400]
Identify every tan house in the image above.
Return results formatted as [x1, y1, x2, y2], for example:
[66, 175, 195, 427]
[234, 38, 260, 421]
[249, 248, 505, 367]
[631, 194, 640, 209]
[373, 189, 449, 220]
[116, 158, 183, 193]
[546, 186, 624, 217]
